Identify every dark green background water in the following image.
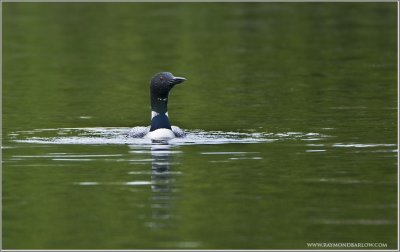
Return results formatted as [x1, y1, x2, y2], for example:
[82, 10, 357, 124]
[2, 3, 398, 249]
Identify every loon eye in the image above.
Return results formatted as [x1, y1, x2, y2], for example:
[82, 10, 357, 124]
[159, 76, 164, 81]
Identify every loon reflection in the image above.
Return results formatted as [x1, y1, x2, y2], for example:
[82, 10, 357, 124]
[151, 143, 173, 192]
[148, 142, 177, 228]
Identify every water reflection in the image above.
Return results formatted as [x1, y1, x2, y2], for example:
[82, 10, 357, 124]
[146, 142, 176, 229]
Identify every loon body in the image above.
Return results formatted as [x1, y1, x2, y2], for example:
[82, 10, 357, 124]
[129, 72, 186, 140]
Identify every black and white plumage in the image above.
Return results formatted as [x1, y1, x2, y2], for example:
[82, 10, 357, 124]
[128, 72, 186, 140]
[128, 125, 185, 138]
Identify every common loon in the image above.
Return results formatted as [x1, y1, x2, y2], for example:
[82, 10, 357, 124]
[129, 72, 186, 140]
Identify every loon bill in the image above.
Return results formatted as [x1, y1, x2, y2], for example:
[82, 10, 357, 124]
[129, 72, 186, 140]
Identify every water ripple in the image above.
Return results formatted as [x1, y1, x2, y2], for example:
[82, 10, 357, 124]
[332, 143, 397, 148]
[9, 127, 327, 146]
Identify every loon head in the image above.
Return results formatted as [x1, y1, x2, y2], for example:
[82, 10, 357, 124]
[150, 72, 185, 114]
[150, 72, 186, 131]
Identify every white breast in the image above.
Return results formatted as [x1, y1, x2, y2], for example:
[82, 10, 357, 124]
[145, 128, 175, 140]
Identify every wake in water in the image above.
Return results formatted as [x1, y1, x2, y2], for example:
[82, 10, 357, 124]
[8, 127, 326, 146]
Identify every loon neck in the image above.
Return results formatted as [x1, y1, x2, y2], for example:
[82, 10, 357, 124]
[151, 93, 169, 115]
[150, 111, 171, 131]
[151, 111, 169, 119]
[150, 92, 172, 131]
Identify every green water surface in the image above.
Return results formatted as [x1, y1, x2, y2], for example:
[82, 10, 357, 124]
[2, 3, 398, 249]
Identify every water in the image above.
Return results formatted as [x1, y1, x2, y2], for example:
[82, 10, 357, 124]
[2, 3, 397, 249]
[9, 127, 325, 145]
